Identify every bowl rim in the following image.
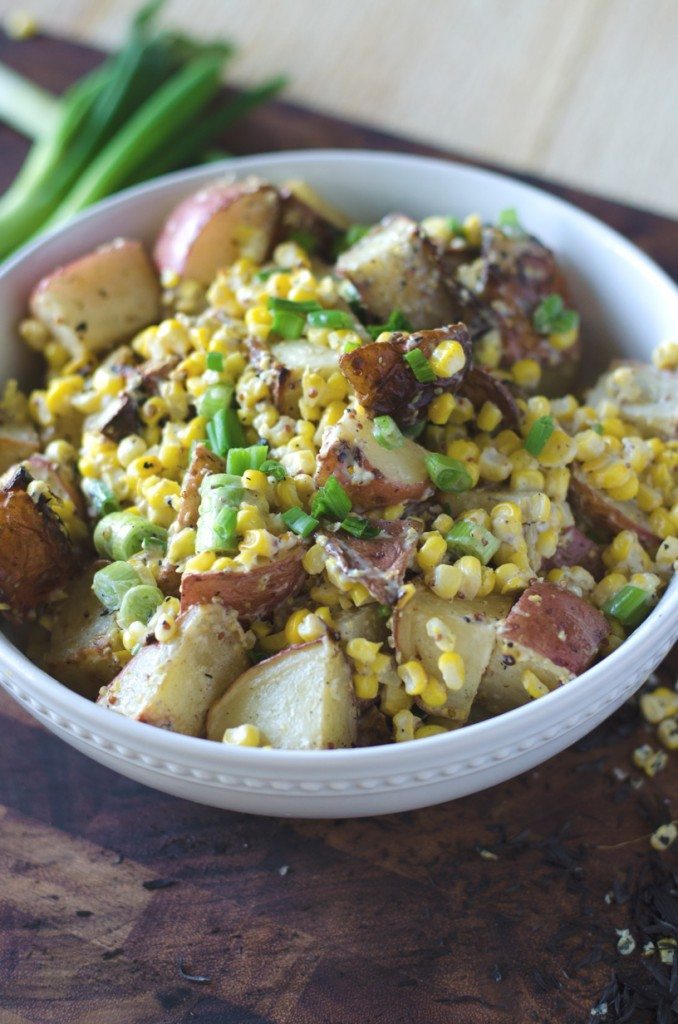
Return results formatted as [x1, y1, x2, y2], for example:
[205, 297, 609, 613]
[1, 147, 677, 772]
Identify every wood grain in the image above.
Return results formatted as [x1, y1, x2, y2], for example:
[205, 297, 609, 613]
[0, 32, 677, 1024]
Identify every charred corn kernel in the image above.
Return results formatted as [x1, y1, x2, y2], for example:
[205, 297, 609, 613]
[640, 688, 678, 725]
[657, 717, 678, 750]
[652, 339, 678, 370]
[428, 392, 456, 425]
[592, 572, 627, 608]
[350, 583, 372, 607]
[650, 822, 677, 852]
[463, 212, 482, 246]
[432, 513, 454, 534]
[420, 678, 448, 708]
[446, 438, 479, 462]
[417, 533, 447, 571]
[438, 651, 465, 691]
[649, 508, 674, 539]
[184, 550, 216, 573]
[430, 340, 466, 378]
[476, 401, 502, 433]
[456, 555, 482, 599]
[414, 724, 449, 739]
[302, 544, 325, 575]
[393, 708, 417, 742]
[512, 358, 541, 388]
[478, 446, 512, 482]
[398, 660, 428, 696]
[474, 329, 502, 368]
[522, 670, 549, 699]
[429, 563, 462, 600]
[538, 428, 577, 467]
[655, 536, 678, 570]
[353, 672, 379, 700]
[549, 326, 578, 351]
[425, 617, 456, 651]
[347, 638, 381, 664]
[223, 724, 262, 747]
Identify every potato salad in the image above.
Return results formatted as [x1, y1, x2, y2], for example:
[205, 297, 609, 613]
[0, 178, 676, 750]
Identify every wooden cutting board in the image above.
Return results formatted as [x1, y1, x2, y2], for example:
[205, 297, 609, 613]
[0, 32, 676, 1024]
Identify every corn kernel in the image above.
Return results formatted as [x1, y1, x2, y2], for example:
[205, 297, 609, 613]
[639, 688, 678, 724]
[463, 213, 482, 246]
[184, 550, 216, 573]
[347, 638, 381, 664]
[297, 612, 327, 642]
[476, 401, 503, 433]
[285, 609, 311, 645]
[417, 533, 447, 571]
[474, 329, 502, 368]
[657, 717, 678, 750]
[429, 563, 462, 600]
[438, 651, 465, 691]
[420, 678, 448, 708]
[522, 670, 549, 699]
[649, 508, 674, 539]
[430, 340, 466, 378]
[393, 709, 417, 742]
[650, 822, 678, 851]
[549, 326, 579, 351]
[428, 393, 456, 425]
[512, 358, 541, 388]
[414, 724, 449, 740]
[354, 672, 379, 700]
[223, 724, 262, 747]
[398, 660, 428, 696]
[652, 340, 678, 370]
[302, 544, 325, 575]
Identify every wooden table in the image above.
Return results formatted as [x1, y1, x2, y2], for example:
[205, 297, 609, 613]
[0, 33, 677, 1024]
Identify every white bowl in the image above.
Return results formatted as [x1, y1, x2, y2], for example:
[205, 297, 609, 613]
[1, 150, 676, 818]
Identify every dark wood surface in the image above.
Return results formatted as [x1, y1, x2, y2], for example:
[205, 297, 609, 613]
[0, 33, 676, 1024]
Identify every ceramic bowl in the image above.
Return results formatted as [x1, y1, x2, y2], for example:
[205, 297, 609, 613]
[0, 150, 676, 817]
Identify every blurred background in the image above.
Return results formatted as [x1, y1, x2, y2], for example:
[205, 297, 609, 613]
[3, 0, 678, 216]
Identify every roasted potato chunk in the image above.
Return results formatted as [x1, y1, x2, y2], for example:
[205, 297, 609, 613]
[336, 214, 462, 329]
[317, 519, 420, 604]
[333, 604, 389, 646]
[339, 325, 471, 428]
[585, 361, 678, 440]
[476, 581, 609, 714]
[315, 407, 433, 510]
[0, 463, 78, 617]
[180, 547, 307, 622]
[393, 586, 511, 722]
[569, 466, 659, 552]
[173, 443, 225, 533]
[457, 365, 520, 428]
[98, 603, 249, 735]
[153, 180, 280, 284]
[30, 239, 161, 356]
[278, 181, 348, 258]
[247, 338, 341, 417]
[41, 562, 123, 698]
[206, 636, 357, 750]
[542, 525, 603, 579]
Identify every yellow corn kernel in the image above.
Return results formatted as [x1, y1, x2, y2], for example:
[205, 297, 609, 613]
[302, 544, 325, 575]
[354, 672, 379, 700]
[260, 630, 288, 653]
[398, 660, 428, 696]
[629, 572, 660, 596]
[429, 563, 462, 600]
[636, 483, 662, 513]
[535, 527, 559, 559]
[592, 572, 627, 608]
[393, 708, 417, 743]
[545, 467, 570, 502]
[549, 326, 579, 351]
[297, 612, 327, 642]
[456, 555, 482, 599]
[639, 688, 678, 725]
[420, 678, 448, 708]
[236, 506, 266, 533]
[430, 340, 466, 378]
[478, 446, 512, 482]
[463, 213, 482, 246]
[657, 717, 678, 750]
[575, 429, 606, 462]
[414, 724, 449, 740]
[382, 502, 406, 521]
[127, 455, 163, 482]
[122, 621, 148, 653]
[212, 557, 238, 572]
[446, 438, 479, 462]
[283, 449, 316, 477]
[494, 429, 523, 456]
[474, 329, 502, 369]
[511, 468, 545, 492]
[158, 438, 183, 473]
[428, 393, 456, 425]
[538, 428, 577, 468]
[184, 550, 217, 574]
[655, 536, 678, 571]
[522, 670, 549, 699]
[478, 565, 496, 597]
[652, 340, 678, 370]
[417, 533, 447, 571]
[240, 529, 276, 559]
[347, 638, 381, 665]
[285, 609, 311, 645]
[512, 358, 541, 388]
[178, 416, 207, 449]
[242, 469, 269, 494]
[649, 508, 674, 539]
[494, 562, 530, 594]
[438, 651, 465, 691]
[425, 616, 456, 651]
[476, 401, 503, 433]
[223, 724, 262, 747]
[44, 439, 77, 464]
[432, 513, 454, 534]
[350, 583, 372, 607]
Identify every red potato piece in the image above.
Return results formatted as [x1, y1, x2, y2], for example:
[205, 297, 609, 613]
[86, 393, 141, 443]
[339, 324, 471, 428]
[585, 360, 678, 440]
[542, 525, 603, 579]
[180, 547, 307, 622]
[317, 519, 421, 604]
[0, 464, 78, 617]
[500, 580, 609, 677]
[457, 365, 520, 428]
[153, 180, 281, 285]
[315, 407, 433, 511]
[569, 466, 659, 552]
[277, 182, 347, 259]
[30, 239, 161, 356]
[336, 214, 462, 329]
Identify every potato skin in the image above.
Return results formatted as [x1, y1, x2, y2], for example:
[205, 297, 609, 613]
[339, 324, 471, 428]
[317, 519, 420, 604]
[0, 465, 78, 617]
[569, 466, 659, 552]
[542, 525, 603, 579]
[457, 365, 520, 428]
[153, 180, 280, 284]
[30, 239, 161, 356]
[180, 547, 307, 622]
[499, 580, 608, 676]
[336, 214, 462, 329]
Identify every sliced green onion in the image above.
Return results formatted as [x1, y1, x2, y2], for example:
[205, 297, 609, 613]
[376, 603, 391, 618]
[334, 223, 371, 255]
[259, 459, 287, 480]
[81, 478, 120, 518]
[282, 506, 319, 538]
[271, 309, 305, 339]
[213, 505, 239, 549]
[254, 265, 291, 281]
[366, 308, 413, 340]
[591, 423, 604, 435]
[445, 520, 500, 565]
[92, 561, 142, 611]
[267, 296, 322, 314]
[94, 511, 168, 560]
[373, 415, 405, 450]
[404, 420, 427, 440]
[197, 383, 233, 420]
[206, 407, 244, 457]
[206, 351, 224, 371]
[340, 515, 380, 539]
[425, 454, 473, 492]
[311, 477, 352, 520]
[116, 584, 164, 629]
[447, 216, 464, 237]
[344, 338, 362, 354]
[200, 473, 244, 505]
[404, 348, 436, 383]
[497, 207, 524, 236]
[226, 444, 268, 475]
[524, 415, 555, 456]
[532, 293, 580, 335]
[602, 585, 652, 627]
[306, 309, 354, 330]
